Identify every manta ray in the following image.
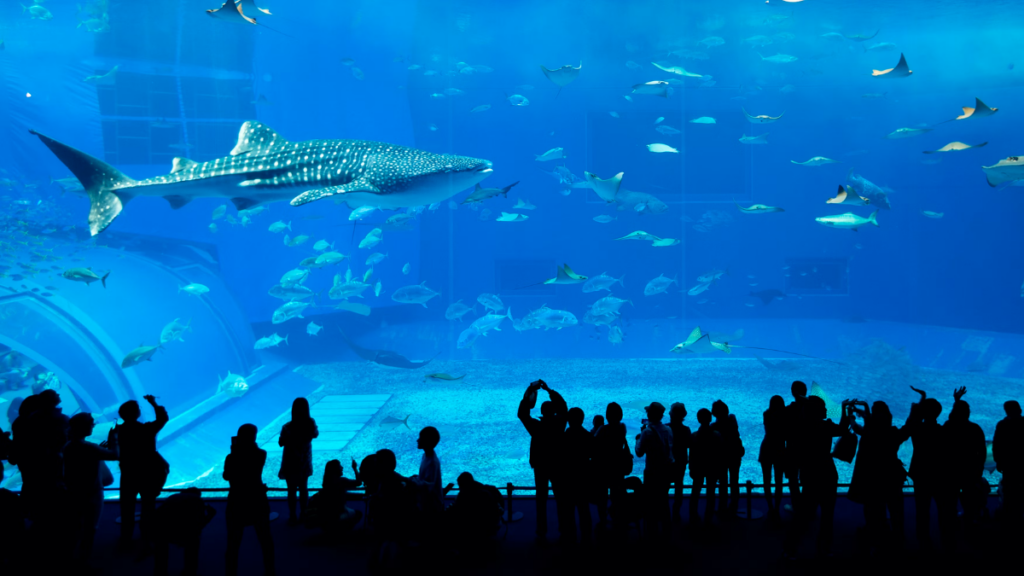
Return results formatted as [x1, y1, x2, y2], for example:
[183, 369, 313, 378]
[982, 156, 1024, 187]
[540, 63, 581, 95]
[827, 185, 870, 206]
[584, 171, 623, 203]
[338, 329, 435, 369]
[923, 141, 987, 154]
[544, 263, 588, 285]
[743, 108, 784, 124]
[956, 97, 998, 120]
[32, 121, 493, 235]
[872, 53, 912, 78]
[207, 0, 256, 24]
[672, 326, 844, 363]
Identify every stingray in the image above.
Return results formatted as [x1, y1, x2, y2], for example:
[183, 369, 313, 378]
[207, 0, 256, 24]
[338, 328, 435, 369]
[827, 185, 870, 206]
[872, 53, 912, 78]
[956, 97, 998, 120]
[983, 156, 1024, 187]
[544, 263, 588, 285]
[672, 327, 842, 363]
[792, 156, 839, 167]
[736, 203, 784, 214]
[541, 63, 581, 96]
[923, 141, 987, 154]
[750, 289, 786, 305]
[239, 0, 271, 16]
[743, 108, 784, 124]
[584, 171, 623, 203]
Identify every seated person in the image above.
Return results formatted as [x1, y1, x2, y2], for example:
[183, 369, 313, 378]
[445, 472, 504, 541]
[307, 459, 363, 532]
[152, 487, 216, 576]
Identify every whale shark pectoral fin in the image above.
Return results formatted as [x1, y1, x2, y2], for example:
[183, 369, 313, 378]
[88, 189, 126, 236]
[230, 121, 289, 156]
[164, 195, 191, 209]
[230, 197, 261, 211]
[290, 181, 380, 207]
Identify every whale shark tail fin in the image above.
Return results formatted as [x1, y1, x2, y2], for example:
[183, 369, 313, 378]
[31, 130, 136, 236]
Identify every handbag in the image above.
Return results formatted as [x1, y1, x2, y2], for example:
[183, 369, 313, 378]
[832, 431, 858, 463]
[619, 441, 634, 476]
[99, 460, 115, 487]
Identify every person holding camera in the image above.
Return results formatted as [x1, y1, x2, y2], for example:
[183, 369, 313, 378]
[634, 402, 673, 540]
[517, 379, 567, 543]
[112, 394, 169, 550]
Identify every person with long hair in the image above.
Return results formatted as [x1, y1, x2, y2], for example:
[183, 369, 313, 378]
[224, 424, 275, 576]
[278, 397, 319, 526]
[760, 395, 787, 520]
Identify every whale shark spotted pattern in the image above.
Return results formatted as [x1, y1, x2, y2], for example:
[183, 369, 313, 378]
[31, 121, 493, 235]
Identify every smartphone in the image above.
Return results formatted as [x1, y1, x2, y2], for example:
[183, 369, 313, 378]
[641, 418, 649, 427]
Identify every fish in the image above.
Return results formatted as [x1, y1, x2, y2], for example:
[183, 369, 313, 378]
[656, 126, 682, 136]
[846, 172, 891, 209]
[306, 321, 322, 336]
[540, 63, 581, 88]
[739, 134, 769, 145]
[121, 345, 161, 368]
[647, 144, 678, 154]
[446, 300, 476, 321]
[178, 282, 210, 297]
[750, 289, 787, 305]
[61, 267, 109, 287]
[373, 280, 381, 297]
[335, 301, 371, 315]
[339, 328, 435, 369]
[608, 111, 620, 119]
[821, 32, 844, 41]
[268, 220, 291, 233]
[982, 156, 1024, 187]
[363, 269, 373, 283]
[758, 53, 798, 64]
[272, 301, 309, 324]
[687, 282, 712, 296]
[535, 148, 565, 162]
[589, 295, 631, 316]
[470, 308, 512, 336]
[865, 42, 897, 52]
[280, 269, 309, 287]
[496, 212, 528, 222]
[608, 326, 624, 345]
[846, 30, 880, 41]
[312, 239, 333, 252]
[254, 333, 288, 349]
[314, 252, 347, 266]
[696, 269, 728, 284]
[358, 228, 383, 249]
[391, 282, 440, 307]
[922, 211, 944, 219]
[365, 252, 387, 267]
[955, 97, 998, 121]
[160, 318, 192, 344]
[617, 230, 661, 241]
[592, 215, 617, 224]
[543, 263, 588, 285]
[872, 53, 913, 78]
[671, 327, 730, 355]
[651, 62, 704, 78]
[284, 234, 309, 247]
[815, 210, 879, 230]
[268, 283, 315, 301]
[513, 199, 536, 210]
[83, 66, 119, 84]
[506, 94, 530, 107]
[426, 373, 464, 381]
[827, 185, 870, 206]
[380, 415, 411, 430]
[699, 36, 725, 48]
[583, 273, 625, 293]
[23, 4, 53, 20]
[477, 293, 504, 313]
[631, 81, 671, 97]
[402, 263, 411, 275]
[745, 35, 773, 47]
[461, 181, 519, 204]
[743, 109, 784, 124]
[644, 274, 677, 296]
[736, 203, 784, 214]
[689, 117, 716, 124]
[923, 142, 987, 154]
[212, 205, 227, 220]
[885, 127, 931, 139]
[792, 157, 840, 167]
[584, 172, 623, 203]
[31, 121, 493, 235]
[349, 206, 377, 221]
[470, 104, 491, 113]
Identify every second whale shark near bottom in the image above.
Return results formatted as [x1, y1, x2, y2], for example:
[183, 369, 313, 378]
[32, 120, 494, 235]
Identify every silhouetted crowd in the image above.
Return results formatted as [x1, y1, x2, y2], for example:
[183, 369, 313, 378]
[0, 380, 1022, 574]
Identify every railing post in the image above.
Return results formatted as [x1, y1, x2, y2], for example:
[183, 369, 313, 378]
[736, 480, 763, 520]
[503, 482, 523, 523]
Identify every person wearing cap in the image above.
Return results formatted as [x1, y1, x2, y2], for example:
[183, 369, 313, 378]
[635, 401, 674, 539]
[667, 402, 691, 522]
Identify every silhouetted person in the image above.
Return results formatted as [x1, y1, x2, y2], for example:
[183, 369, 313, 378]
[277, 397, 318, 527]
[689, 408, 721, 526]
[711, 400, 743, 516]
[591, 415, 604, 436]
[944, 387, 987, 525]
[113, 394, 169, 548]
[152, 487, 216, 576]
[409, 425, 447, 540]
[560, 407, 594, 544]
[848, 400, 909, 551]
[760, 395, 787, 520]
[16, 390, 69, 526]
[517, 379, 567, 543]
[784, 381, 808, 511]
[63, 413, 117, 567]
[635, 402, 673, 539]
[994, 400, 1024, 519]
[784, 396, 851, 558]
[310, 459, 362, 532]
[369, 449, 416, 571]
[903, 387, 950, 549]
[445, 472, 504, 544]
[667, 402, 691, 522]
[0, 483, 26, 573]
[223, 423, 275, 576]
[594, 402, 629, 532]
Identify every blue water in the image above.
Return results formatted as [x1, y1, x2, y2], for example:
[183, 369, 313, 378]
[1, 0, 1022, 490]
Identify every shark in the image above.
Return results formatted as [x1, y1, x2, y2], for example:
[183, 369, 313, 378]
[31, 121, 493, 235]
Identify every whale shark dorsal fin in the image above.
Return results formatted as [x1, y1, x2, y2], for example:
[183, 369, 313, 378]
[231, 121, 289, 156]
[171, 157, 197, 173]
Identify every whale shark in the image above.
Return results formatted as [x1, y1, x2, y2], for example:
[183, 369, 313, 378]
[32, 121, 493, 235]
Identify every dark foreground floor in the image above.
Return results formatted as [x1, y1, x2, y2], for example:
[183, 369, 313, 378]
[2, 494, 1014, 575]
